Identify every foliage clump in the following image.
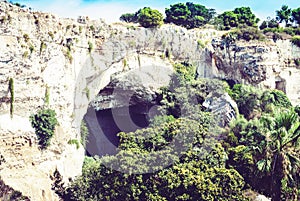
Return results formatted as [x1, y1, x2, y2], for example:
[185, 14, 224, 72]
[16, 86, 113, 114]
[137, 7, 163, 28]
[165, 2, 215, 29]
[215, 7, 259, 30]
[30, 108, 58, 149]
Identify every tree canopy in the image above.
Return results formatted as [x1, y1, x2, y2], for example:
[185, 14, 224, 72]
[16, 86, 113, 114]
[137, 7, 163, 28]
[165, 2, 215, 29]
[276, 5, 292, 25]
[292, 7, 300, 26]
[215, 7, 259, 30]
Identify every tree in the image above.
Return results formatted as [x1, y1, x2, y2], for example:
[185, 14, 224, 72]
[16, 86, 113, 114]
[276, 5, 292, 26]
[137, 7, 163, 28]
[292, 7, 300, 26]
[233, 7, 260, 27]
[216, 7, 259, 30]
[217, 11, 238, 30]
[259, 18, 279, 29]
[257, 110, 300, 201]
[165, 2, 215, 29]
[119, 13, 138, 23]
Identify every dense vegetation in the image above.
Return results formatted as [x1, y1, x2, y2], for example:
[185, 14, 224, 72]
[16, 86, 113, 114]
[165, 2, 215, 29]
[30, 108, 58, 149]
[119, 2, 300, 44]
[59, 59, 300, 201]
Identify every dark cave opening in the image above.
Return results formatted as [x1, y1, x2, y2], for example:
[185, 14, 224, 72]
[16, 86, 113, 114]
[85, 104, 151, 157]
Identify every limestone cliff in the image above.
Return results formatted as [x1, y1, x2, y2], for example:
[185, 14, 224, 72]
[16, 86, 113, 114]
[0, 1, 300, 200]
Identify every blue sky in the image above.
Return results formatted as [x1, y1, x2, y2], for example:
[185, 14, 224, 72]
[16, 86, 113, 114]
[16, 0, 300, 23]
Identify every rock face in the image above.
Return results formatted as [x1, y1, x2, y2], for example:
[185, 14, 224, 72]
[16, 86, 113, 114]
[211, 37, 300, 105]
[203, 93, 238, 127]
[0, 1, 300, 200]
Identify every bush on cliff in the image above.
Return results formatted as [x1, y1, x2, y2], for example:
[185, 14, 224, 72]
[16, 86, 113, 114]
[30, 108, 58, 149]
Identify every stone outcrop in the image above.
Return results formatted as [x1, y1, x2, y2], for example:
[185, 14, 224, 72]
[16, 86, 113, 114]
[203, 93, 238, 127]
[211, 37, 300, 105]
[0, 1, 300, 200]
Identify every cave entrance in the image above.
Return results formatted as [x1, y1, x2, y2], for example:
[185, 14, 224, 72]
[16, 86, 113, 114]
[275, 76, 286, 93]
[85, 104, 151, 157]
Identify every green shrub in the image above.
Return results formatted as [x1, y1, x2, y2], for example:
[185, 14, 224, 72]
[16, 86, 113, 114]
[138, 7, 163, 28]
[89, 25, 95, 31]
[80, 120, 89, 147]
[173, 62, 196, 82]
[231, 27, 265, 41]
[68, 139, 80, 149]
[88, 41, 93, 53]
[30, 108, 58, 149]
[8, 78, 14, 118]
[291, 36, 300, 48]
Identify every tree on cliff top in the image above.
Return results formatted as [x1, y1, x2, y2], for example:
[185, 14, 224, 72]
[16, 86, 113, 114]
[276, 5, 292, 26]
[215, 7, 259, 30]
[165, 2, 215, 29]
[137, 7, 163, 28]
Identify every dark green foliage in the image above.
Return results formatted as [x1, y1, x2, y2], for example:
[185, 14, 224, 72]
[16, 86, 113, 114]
[137, 7, 163, 28]
[50, 169, 65, 198]
[8, 78, 14, 118]
[120, 13, 138, 23]
[30, 108, 58, 149]
[229, 84, 262, 119]
[261, 89, 292, 109]
[226, 102, 300, 200]
[165, 2, 215, 29]
[233, 7, 260, 27]
[292, 7, 300, 26]
[65, 113, 248, 200]
[230, 27, 265, 41]
[259, 18, 279, 29]
[263, 27, 300, 36]
[291, 36, 300, 48]
[229, 84, 292, 119]
[276, 5, 292, 25]
[216, 7, 259, 30]
[64, 74, 250, 200]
